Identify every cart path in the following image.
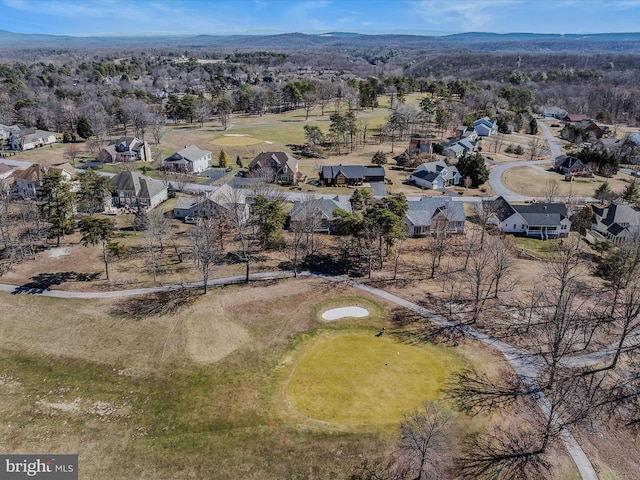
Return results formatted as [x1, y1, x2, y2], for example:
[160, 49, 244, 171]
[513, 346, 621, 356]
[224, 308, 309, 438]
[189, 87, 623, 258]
[0, 270, 609, 479]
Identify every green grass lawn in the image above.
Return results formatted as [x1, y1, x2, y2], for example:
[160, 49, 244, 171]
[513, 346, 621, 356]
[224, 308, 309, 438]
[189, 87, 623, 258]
[510, 234, 566, 258]
[287, 331, 463, 425]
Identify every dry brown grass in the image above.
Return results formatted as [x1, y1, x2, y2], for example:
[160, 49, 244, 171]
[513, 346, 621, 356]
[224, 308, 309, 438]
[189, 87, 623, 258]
[502, 165, 632, 197]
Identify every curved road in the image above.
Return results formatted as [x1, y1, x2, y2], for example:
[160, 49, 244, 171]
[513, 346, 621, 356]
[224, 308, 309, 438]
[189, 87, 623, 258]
[487, 120, 595, 203]
[1, 270, 621, 479]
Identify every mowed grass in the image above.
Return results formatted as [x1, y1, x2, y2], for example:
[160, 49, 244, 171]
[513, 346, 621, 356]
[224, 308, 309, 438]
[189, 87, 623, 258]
[287, 332, 463, 425]
[502, 166, 632, 197]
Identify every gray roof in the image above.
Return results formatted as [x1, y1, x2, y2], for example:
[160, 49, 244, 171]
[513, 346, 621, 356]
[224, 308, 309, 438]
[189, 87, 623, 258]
[166, 144, 211, 162]
[320, 165, 385, 180]
[174, 196, 201, 210]
[111, 171, 166, 200]
[290, 195, 352, 222]
[411, 170, 439, 182]
[595, 203, 640, 228]
[405, 197, 466, 227]
[511, 201, 568, 226]
[484, 196, 517, 222]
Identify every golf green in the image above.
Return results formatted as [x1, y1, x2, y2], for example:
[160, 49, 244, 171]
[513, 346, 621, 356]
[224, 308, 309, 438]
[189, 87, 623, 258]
[286, 332, 461, 425]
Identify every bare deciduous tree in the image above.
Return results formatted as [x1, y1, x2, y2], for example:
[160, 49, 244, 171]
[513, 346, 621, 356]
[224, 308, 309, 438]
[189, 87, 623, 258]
[191, 218, 223, 294]
[398, 401, 452, 480]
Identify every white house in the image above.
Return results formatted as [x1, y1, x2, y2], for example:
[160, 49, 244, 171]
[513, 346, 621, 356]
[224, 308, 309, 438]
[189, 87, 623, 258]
[407, 160, 461, 190]
[486, 196, 571, 240]
[9, 130, 57, 151]
[404, 197, 466, 237]
[473, 117, 498, 137]
[164, 145, 212, 174]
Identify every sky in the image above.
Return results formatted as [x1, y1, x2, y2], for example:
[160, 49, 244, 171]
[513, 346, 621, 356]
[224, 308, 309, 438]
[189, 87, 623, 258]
[2, 0, 640, 37]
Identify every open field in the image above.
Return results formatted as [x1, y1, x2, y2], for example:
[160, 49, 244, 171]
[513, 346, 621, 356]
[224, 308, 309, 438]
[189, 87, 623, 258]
[0, 276, 524, 479]
[502, 165, 633, 197]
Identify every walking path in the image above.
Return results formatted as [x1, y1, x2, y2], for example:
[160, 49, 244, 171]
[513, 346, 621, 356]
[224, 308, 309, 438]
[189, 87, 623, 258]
[3, 270, 629, 479]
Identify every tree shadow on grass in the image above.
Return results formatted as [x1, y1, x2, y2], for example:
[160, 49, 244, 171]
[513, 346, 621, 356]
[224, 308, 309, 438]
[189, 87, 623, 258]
[12, 271, 101, 294]
[110, 289, 197, 320]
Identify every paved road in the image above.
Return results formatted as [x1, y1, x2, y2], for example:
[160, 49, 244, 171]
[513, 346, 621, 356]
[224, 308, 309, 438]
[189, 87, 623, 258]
[486, 121, 596, 203]
[2, 270, 620, 479]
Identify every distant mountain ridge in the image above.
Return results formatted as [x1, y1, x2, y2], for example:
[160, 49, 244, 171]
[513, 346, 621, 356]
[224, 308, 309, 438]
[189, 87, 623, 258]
[2, 29, 640, 52]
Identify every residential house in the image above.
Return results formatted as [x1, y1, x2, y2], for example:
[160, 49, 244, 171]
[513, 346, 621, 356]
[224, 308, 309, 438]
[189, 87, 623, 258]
[404, 197, 466, 237]
[442, 137, 476, 160]
[249, 151, 298, 183]
[10, 163, 75, 199]
[289, 195, 352, 233]
[407, 160, 461, 190]
[0, 162, 13, 193]
[51, 163, 76, 181]
[442, 141, 466, 160]
[554, 155, 591, 177]
[592, 203, 640, 243]
[97, 137, 151, 163]
[561, 119, 609, 142]
[0, 124, 21, 143]
[473, 117, 498, 136]
[485, 196, 571, 240]
[12, 164, 44, 199]
[9, 129, 57, 151]
[319, 165, 385, 186]
[164, 145, 212, 173]
[598, 133, 640, 165]
[542, 106, 568, 119]
[173, 184, 249, 224]
[457, 126, 479, 142]
[406, 137, 433, 157]
[564, 114, 590, 124]
[111, 170, 168, 209]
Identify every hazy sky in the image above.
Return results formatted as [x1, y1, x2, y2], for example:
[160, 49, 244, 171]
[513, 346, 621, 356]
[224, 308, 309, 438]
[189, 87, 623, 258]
[2, 0, 640, 36]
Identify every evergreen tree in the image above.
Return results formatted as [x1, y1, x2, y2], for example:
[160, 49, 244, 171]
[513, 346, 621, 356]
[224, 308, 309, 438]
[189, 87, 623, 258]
[133, 206, 150, 231]
[252, 195, 286, 249]
[371, 151, 388, 166]
[594, 181, 615, 203]
[76, 115, 93, 139]
[38, 171, 75, 247]
[622, 180, 640, 205]
[218, 149, 229, 168]
[167, 183, 176, 199]
[77, 170, 112, 214]
[529, 117, 538, 135]
[457, 153, 489, 188]
[350, 188, 365, 211]
[78, 216, 115, 280]
[236, 155, 243, 168]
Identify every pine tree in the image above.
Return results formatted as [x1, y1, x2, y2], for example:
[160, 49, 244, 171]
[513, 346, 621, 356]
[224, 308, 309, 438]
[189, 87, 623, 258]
[236, 155, 243, 168]
[371, 151, 387, 166]
[457, 153, 489, 188]
[350, 188, 365, 211]
[622, 180, 640, 205]
[219, 149, 229, 168]
[76, 116, 93, 139]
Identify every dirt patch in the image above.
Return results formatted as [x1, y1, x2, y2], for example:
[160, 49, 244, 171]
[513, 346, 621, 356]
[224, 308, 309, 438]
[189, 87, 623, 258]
[48, 247, 69, 259]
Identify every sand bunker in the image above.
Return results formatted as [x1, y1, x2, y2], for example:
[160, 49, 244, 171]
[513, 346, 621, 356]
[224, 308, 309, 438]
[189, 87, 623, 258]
[322, 307, 369, 321]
